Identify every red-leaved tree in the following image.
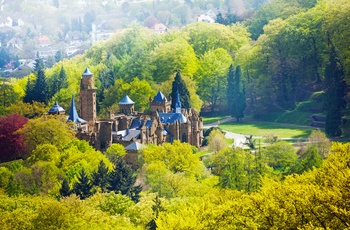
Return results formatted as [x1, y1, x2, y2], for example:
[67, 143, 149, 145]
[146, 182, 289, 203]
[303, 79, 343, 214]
[0, 114, 28, 162]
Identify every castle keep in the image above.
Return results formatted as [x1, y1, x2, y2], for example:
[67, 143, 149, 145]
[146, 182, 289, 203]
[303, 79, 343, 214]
[52, 68, 204, 153]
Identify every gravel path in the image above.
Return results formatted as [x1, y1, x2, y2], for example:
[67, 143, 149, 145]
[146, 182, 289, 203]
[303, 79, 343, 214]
[203, 116, 253, 148]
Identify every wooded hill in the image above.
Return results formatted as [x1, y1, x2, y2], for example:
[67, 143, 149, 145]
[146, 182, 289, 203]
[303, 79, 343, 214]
[2, 0, 349, 135]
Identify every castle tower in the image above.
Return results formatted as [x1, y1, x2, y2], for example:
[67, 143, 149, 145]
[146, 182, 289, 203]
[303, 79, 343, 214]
[80, 67, 97, 122]
[119, 95, 135, 115]
[150, 91, 171, 112]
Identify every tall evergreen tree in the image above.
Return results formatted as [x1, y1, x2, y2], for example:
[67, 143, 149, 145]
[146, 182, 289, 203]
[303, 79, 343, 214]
[73, 168, 94, 200]
[32, 68, 48, 104]
[227, 65, 246, 121]
[23, 78, 34, 103]
[324, 46, 347, 137]
[227, 64, 235, 116]
[59, 178, 71, 197]
[92, 160, 109, 192]
[108, 156, 141, 202]
[34, 56, 44, 72]
[171, 70, 191, 109]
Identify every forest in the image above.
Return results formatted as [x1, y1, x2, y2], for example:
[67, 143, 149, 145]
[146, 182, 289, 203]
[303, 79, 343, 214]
[0, 0, 350, 229]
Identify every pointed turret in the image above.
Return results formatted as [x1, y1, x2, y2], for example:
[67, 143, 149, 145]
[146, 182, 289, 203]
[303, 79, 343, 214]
[150, 90, 171, 112]
[68, 95, 86, 123]
[175, 89, 182, 114]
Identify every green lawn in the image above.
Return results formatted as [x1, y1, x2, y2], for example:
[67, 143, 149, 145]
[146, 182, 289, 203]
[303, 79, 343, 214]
[219, 121, 314, 138]
[202, 116, 228, 125]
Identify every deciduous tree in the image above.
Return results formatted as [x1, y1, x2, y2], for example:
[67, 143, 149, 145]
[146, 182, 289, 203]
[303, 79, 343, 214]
[0, 114, 28, 162]
[19, 116, 76, 154]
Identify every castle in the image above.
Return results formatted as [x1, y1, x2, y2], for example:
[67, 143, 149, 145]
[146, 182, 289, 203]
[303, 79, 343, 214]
[49, 68, 204, 154]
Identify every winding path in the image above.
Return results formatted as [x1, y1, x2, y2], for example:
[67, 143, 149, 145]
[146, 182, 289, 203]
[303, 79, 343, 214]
[203, 117, 252, 148]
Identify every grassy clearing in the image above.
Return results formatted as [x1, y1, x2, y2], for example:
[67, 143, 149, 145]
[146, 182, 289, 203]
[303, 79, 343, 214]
[196, 149, 210, 157]
[220, 121, 314, 138]
[202, 116, 228, 125]
[257, 93, 324, 126]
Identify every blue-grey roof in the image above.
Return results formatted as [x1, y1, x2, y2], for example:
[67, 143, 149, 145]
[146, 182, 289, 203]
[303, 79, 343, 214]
[118, 95, 135, 105]
[82, 67, 93, 77]
[122, 129, 140, 141]
[130, 119, 142, 129]
[153, 91, 167, 102]
[67, 96, 87, 123]
[175, 91, 182, 109]
[48, 101, 65, 114]
[144, 120, 152, 129]
[158, 112, 187, 124]
[125, 141, 144, 151]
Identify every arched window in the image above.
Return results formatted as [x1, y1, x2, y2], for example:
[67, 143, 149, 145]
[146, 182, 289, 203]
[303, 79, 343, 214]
[181, 133, 187, 142]
[170, 135, 174, 143]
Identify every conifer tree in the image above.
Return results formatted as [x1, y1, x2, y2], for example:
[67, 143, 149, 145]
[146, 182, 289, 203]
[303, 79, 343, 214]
[73, 168, 94, 200]
[23, 78, 34, 103]
[227, 65, 246, 121]
[108, 156, 141, 202]
[58, 66, 68, 89]
[34, 56, 44, 72]
[32, 68, 48, 104]
[59, 178, 71, 197]
[51, 66, 68, 97]
[92, 160, 109, 192]
[171, 70, 191, 109]
[227, 64, 235, 116]
[324, 46, 347, 137]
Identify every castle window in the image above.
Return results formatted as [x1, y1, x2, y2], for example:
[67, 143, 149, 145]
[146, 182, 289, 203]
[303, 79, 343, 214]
[181, 133, 187, 142]
[170, 135, 174, 143]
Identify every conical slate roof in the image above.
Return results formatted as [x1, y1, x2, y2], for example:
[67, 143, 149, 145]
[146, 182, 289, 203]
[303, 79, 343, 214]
[67, 95, 87, 123]
[118, 95, 135, 105]
[153, 91, 167, 102]
[125, 141, 144, 151]
[82, 67, 93, 77]
[48, 101, 65, 114]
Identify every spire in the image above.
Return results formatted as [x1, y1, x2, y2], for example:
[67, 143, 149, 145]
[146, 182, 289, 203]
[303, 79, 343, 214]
[175, 89, 182, 113]
[68, 95, 87, 123]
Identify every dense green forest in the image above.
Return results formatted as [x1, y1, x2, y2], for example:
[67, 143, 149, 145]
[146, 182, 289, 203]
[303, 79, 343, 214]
[0, 0, 350, 228]
[3, 0, 350, 131]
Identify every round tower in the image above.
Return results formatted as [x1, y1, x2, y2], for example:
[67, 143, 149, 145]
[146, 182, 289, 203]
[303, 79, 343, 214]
[118, 95, 135, 115]
[79, 67, 97, 122]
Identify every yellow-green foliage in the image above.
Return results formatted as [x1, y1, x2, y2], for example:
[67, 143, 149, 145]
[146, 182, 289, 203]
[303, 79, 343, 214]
[19, 116, 76, 154]
[142, 140, 203, 177]
[60, 140, 113, 181]
[155, 142, 350, 229]
[0, 195, 140, 230]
